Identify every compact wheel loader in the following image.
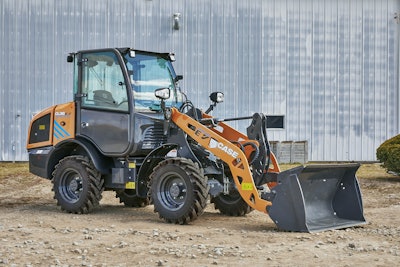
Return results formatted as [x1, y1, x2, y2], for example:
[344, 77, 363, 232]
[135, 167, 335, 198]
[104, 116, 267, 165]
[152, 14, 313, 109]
[27, 48, 366, 232]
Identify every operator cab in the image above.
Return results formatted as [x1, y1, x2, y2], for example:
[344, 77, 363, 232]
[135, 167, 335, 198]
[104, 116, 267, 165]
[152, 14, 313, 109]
[69, 48, 185, 156]
[70, 48, 185, 113]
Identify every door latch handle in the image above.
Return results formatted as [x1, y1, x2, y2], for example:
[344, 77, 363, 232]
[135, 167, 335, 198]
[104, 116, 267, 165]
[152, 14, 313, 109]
[75, 93, 87, 98]
[81, 122, 89, 128]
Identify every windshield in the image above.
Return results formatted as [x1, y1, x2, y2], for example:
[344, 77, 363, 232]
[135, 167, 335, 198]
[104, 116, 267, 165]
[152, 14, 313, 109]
[124, 52, 184, 111]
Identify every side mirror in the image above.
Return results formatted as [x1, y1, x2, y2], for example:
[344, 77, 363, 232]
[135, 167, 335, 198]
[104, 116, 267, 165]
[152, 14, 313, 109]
[209, 92, 224, 103]
[174, 75, 183, 82]
[155, 88, 172, 120]
[155, 88, 171, 100]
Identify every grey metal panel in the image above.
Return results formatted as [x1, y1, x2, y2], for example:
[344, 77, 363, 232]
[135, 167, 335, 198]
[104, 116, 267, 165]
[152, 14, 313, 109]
[259, 0, 399, 161]
[0, 0, 399, 161]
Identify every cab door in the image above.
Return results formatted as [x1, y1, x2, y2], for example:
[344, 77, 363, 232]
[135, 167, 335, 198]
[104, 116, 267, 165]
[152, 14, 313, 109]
[75, 49, 131, 155]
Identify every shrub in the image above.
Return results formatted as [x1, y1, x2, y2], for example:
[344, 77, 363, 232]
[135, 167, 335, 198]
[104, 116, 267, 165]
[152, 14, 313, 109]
[376, 134, 400, 174]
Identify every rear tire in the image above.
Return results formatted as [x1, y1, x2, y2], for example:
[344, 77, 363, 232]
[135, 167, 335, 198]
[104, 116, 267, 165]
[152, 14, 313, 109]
[149, 158, 208, 224]
[52, 155, 104, 214]
[115, 189, 149, 207]
[211, 191, 253, 216]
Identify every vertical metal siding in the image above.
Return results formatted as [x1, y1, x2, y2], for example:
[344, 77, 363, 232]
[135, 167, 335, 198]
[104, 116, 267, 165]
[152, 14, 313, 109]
[0, 0, 399, 161]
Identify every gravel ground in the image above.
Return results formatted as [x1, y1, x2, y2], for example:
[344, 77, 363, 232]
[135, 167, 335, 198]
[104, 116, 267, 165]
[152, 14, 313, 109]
[0, 163, 399, 266]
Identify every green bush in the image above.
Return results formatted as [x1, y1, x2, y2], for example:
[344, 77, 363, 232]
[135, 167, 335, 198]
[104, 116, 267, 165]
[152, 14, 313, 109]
[376, 134, 400, 174]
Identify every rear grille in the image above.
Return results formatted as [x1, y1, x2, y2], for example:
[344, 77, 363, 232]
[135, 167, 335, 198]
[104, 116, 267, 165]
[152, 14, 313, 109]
[29, 113, 51, 144]
[142, 124, 167, 149]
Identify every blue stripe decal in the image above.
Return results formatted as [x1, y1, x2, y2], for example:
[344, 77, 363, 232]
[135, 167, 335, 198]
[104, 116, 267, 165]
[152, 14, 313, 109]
[54, 127, 63, 138]
[53, 121, 71, 140]
[54, 121, 70, 136]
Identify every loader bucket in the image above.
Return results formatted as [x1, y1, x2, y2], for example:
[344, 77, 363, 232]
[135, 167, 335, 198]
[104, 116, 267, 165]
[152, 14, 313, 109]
[267, 163, 366, 232]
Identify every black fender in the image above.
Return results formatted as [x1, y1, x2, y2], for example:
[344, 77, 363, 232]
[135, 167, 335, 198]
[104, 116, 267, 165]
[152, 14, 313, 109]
[136, 143, 178, 198]
[136, 128, 203, 198]
[47, 138, 113, 178]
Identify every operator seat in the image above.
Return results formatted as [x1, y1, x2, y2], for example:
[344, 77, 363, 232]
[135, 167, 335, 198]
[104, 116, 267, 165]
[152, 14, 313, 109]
[93, 90, 117, 107]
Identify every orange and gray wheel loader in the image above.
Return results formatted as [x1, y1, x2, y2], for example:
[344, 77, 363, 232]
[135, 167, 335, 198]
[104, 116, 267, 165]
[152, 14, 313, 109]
[27, 48, 366, 232]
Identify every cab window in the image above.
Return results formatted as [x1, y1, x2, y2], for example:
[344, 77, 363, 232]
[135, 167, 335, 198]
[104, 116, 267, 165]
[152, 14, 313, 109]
[80, 51, 128, 112]
[124, 53, 183, 111]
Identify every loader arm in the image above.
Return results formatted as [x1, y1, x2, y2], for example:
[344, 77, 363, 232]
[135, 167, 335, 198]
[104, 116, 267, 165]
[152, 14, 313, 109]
[203, 112, 280, 187]
[170, 108, 272, 213]
[202, 112, 281, 176]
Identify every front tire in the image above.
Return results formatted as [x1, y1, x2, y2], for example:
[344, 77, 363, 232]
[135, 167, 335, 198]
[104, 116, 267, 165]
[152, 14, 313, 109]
[149, 158, 208, 224]
[52, 155, 104, 214]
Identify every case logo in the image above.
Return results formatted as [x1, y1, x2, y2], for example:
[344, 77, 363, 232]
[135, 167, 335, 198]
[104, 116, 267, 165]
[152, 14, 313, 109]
[209, 138, 239, 159]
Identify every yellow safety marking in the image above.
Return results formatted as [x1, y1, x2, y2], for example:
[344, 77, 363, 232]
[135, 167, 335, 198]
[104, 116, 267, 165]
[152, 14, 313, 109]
[128, 162, 136, 168]
[241, 183, 253, 191]
[125, 182, 135, 189]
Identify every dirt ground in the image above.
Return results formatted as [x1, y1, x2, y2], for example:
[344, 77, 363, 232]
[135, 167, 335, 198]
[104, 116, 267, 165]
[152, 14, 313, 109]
[0, 163, 399, 267]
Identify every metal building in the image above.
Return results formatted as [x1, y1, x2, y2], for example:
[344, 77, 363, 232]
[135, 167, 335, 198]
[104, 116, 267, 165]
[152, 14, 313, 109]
[1, 0, 399, 161]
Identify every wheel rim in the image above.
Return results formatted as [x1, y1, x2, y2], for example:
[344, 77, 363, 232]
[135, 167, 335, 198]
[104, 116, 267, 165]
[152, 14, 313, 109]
[59, 168, 83, 203]
[157, 172, 188, 211]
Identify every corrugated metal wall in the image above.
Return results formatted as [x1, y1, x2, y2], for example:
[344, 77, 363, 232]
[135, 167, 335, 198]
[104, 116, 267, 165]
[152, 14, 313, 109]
[1, 0, 399, 161]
